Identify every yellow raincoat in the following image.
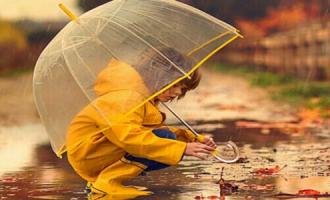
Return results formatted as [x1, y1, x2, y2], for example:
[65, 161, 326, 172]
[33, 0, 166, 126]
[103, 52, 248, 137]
[66, 59, 196, 182]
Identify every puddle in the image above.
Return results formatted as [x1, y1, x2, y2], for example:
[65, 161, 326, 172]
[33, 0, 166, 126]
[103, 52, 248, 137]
[0, 121, 329, 200]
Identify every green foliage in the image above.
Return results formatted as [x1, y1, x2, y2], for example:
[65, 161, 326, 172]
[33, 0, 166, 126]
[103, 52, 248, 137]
[279, 83, 330, 98]
[212, 63, 256, 75]
[212, 63, 296, 87]
[319, 97, 330, 108]
[250, 72, 296, 87]
[212, 63, 330, 110]
[276, 83, 330, 109]
[0, 67, 33, 78]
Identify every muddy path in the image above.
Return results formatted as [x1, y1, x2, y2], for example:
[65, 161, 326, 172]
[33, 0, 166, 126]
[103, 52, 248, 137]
[0, 73, 39, 126]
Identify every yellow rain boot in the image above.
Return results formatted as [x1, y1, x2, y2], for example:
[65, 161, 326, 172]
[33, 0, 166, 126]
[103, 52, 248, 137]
[90, 158, 152, 199]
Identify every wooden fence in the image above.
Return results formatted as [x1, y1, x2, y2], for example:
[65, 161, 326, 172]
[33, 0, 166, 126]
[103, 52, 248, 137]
[221, 19, 330, 80]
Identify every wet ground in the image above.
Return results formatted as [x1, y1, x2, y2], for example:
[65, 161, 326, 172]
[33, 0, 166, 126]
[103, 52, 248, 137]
[0, 69, 329, 199]
[0, 121, 329, 200]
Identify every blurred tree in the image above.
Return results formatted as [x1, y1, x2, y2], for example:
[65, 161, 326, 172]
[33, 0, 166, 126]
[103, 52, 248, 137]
[0, 20, 27, 50]
[78, 0, 113, 12]
[179, 0, 279, 24]
[236, 0, 329, 37]
[28, 30, 57, 44]
[77, 0, 279, 24]
[0, 20, 29, 72]
[76, 0, 327, 37]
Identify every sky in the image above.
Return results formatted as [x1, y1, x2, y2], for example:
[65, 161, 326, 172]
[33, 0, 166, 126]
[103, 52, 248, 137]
[0, 0, 82, 21]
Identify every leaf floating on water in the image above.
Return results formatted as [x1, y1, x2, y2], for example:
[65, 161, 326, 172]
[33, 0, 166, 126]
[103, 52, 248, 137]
[297, 189, 321, 195]
[274, 190, 330, 199]
[194, 194, 224, 200]
[253, 165, 287, 176]
[235, 109, 327, 135]
[254, 166, 280, 175]
[207, 195, 221, 199]
[298, 108, 323, 124]
[195, 193, 205, 199]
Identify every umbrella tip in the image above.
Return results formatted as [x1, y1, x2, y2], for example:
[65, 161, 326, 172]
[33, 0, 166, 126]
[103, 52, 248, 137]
[235, 30, 244, 39]
[58, 3, 79, 23]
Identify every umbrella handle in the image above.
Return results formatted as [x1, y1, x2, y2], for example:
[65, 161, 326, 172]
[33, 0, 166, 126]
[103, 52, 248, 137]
[161, 103, 240, 163]
[160, 102, 200, 137]
[59, 3, 79, 22]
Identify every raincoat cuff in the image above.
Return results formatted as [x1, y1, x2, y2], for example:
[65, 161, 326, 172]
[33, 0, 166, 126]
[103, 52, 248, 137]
[185, 130, 197, 142]
[180, 143, 187, 161]
[169, 141, 187, 165]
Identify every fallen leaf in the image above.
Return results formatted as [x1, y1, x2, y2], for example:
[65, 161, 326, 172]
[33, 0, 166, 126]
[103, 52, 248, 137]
[254, 166, 280, 175]
[297, 189, 321, 195]
[207, 195, 221, 199]
[253, 165, 287, 175]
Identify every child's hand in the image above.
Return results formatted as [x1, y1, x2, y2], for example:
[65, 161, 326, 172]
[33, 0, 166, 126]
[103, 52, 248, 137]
[185, 142, 216, 160]
[201, 135, 217, 149]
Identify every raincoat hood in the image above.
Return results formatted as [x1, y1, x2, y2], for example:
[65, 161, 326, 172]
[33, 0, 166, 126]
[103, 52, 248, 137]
[94, 59, 150, 97]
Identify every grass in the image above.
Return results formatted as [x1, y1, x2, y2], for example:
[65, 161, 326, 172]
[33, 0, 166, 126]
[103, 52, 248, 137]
[213, 63, 297, 87]
[211, 63, 330, 112]
[0, 67, 33, 78]
[275, 83, 330, 110]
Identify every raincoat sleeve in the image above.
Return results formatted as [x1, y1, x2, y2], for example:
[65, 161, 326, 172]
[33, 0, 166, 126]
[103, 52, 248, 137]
[167, 126, 197, 142]
[98, 92, 187, 166]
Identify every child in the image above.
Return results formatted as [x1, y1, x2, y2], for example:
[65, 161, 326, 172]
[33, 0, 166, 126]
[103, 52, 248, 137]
[66, 48, 216, 198]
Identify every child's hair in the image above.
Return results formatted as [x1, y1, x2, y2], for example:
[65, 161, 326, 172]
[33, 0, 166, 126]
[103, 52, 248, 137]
[178, 69, 201, 99]
[138, 46, 201, 99]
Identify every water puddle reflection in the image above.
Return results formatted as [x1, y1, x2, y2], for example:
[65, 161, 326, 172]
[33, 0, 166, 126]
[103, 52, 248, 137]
[0, 121, 329, 199]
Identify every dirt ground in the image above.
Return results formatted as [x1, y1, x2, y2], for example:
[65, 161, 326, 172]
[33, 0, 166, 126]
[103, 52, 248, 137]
[0, 68, 297, 126]
[0, 73, 40, 126]
[163, 68, 297, 123]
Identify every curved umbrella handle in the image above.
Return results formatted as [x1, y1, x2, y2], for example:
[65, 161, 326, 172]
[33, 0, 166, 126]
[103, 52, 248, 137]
[161, 103, 240, 163]
[211, 141, 240, 163]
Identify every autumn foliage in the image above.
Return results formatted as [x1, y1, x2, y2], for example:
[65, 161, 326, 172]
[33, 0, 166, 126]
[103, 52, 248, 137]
[0, 20, 29, 72]
[236, 0, 324, 37]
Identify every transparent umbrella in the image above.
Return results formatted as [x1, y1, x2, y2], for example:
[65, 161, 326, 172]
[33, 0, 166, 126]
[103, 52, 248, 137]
[33, 0, 242, 161]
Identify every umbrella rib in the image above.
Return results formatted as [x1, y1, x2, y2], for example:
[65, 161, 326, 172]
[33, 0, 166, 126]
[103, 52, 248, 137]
[72, 47, 97, 79]
[116, 12, 234, 58]
[152, 0, 238, 32]
[66, 24, 115, 79]
[72, 19, 119, 60]
[70, 36, 91, 43]
[142, 1, 191, 17]
[111, 15, 175, 49]
[61, 39, 112, 126]
[119, 8, 199, 46]
[39, 40, 89, 59]
[94, 38, 119, 60]
[95, 16, 190, 78]
[61, 51, 93, 103]
[77, 14, 122, 60]
[96, 0, 126, 36]
[95, 17, 104, 34]
[187, 30, 232, 56]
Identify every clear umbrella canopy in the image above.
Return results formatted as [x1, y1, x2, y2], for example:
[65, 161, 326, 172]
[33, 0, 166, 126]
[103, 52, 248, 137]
[33, 0, 241, 156]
